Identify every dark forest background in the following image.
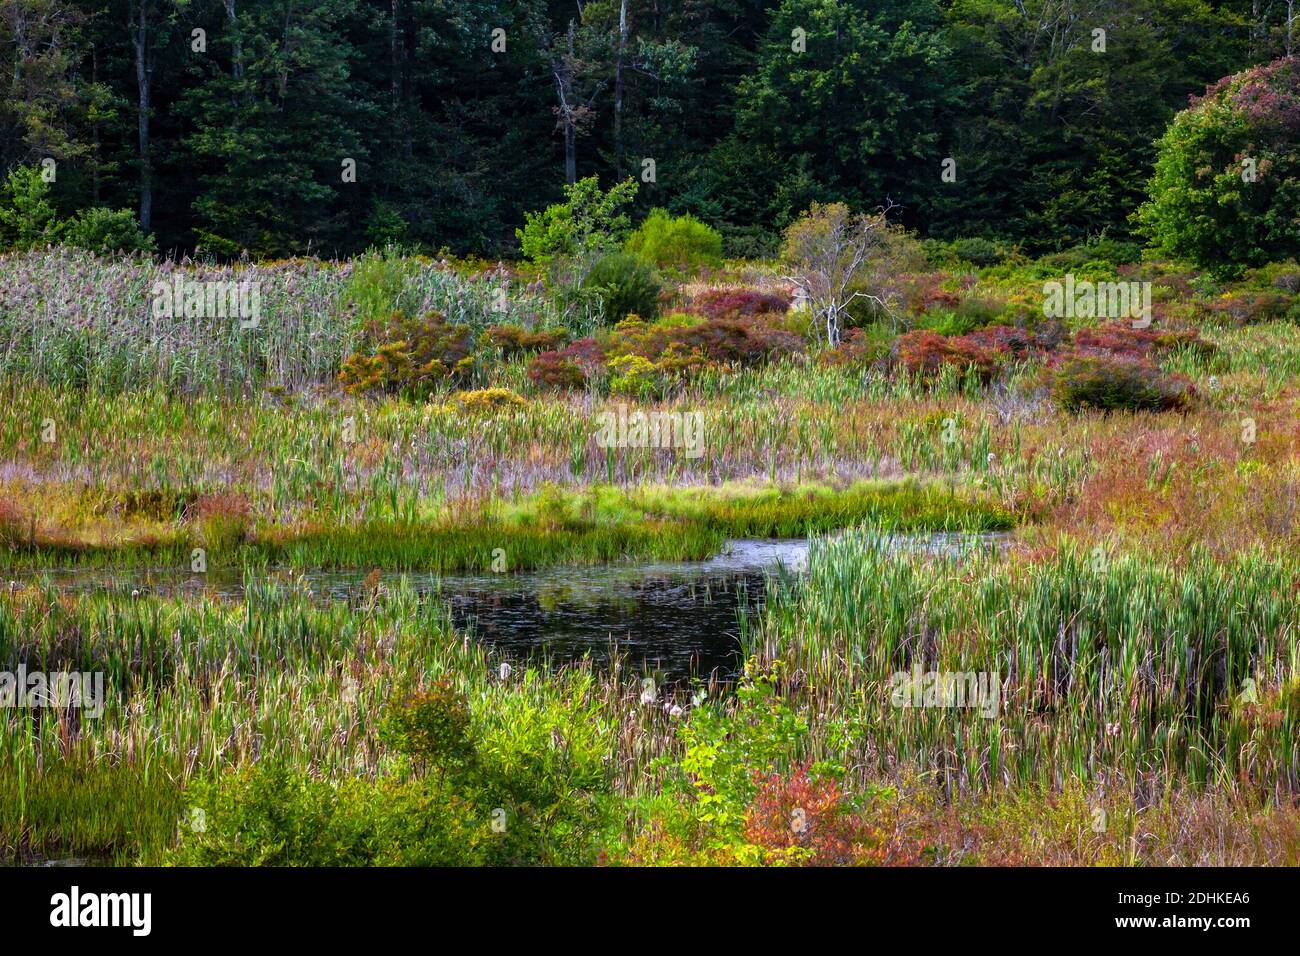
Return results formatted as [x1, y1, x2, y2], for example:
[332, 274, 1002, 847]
[2, 0, 1295, 259]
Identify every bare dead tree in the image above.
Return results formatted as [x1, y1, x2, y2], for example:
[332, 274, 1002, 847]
[779, 199, 909, 347]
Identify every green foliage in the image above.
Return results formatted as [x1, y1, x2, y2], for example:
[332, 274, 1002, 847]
[0, 0, 1271, 258]
[379, 681, 475, 773]
[624, 208, 723, 274]
[736, 0, 957, 223]
[517, 177, 638, 275]
[950, 237, 1003, 268]
[677, 672, 811, 842]
[343, 251, 422, 327]
[63, 207, 155, 255]
[585, 252, 663, 323]
[1137, 58, 1300, 276]
[0, 165, 62, 250]
[171, 672, 619, 866]
[0, 758, 183, 865]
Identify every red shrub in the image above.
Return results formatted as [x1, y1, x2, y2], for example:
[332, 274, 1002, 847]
[672, 317, 804, 366]
[744, 764, 923, 866]
[691, 288, 790, 321]
[960, 323, 1062, 358]
[894, 330, 999, 381]
[608, 314, 803, 369]
[1072, 322, 1213, 360]
[1202, 292, 1294, 325]
[526, 338, 606, 390]
[900, 272, 966, 315]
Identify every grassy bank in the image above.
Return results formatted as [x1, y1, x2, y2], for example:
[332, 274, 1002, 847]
[3, 479, 1013, 573]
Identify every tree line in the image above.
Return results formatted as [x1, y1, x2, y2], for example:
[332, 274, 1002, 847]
[1, 0, 1295, 259]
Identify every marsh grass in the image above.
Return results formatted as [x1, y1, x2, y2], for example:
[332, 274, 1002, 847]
[3, 479, 1013, 572]
[0, 574, 686, 862]
[752, 531, 1300, 797]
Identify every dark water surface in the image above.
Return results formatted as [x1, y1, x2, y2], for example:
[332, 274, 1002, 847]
[12, 534, 1001, 682]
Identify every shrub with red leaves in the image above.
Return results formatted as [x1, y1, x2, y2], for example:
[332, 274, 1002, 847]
[607, 314, 803, 369]
[744, 764, 923, 866]
[893, 330, 999, 382]
[1048, 352, 1195, 412]
[960, 322, 1063, 358]
[672, 317, 804, 367]
[1201, 292, 1294, 325]
[900, 272, 965, 315]
[526, 338, 606, 390]
[1072, 322, 1214, 360]
[691, 288, 790, 322]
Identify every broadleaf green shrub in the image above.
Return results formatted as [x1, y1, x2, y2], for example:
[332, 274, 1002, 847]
[624, 209, 723, 274]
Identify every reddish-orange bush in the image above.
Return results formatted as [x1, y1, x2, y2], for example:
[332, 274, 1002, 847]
[607, 314, 803, 369]
[526, 338, 606, 390]
[1072, 322, 1213, 361]
[1202, 291, 1294, 325]
[893, 330, 999, 381]
[900, 272, 966, 315]
[744, 765, 924, 866]
[960, 322, 1063, 358]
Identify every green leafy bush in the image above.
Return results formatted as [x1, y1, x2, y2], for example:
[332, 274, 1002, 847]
[676, 674, 811, 843]
[64, 207, 155, 255]
[379, 680, 476, 774]
[585, 252, 663, 323]
[951, 237, 1003, 267]
[171, 677, 618, 866]
[517, 176, 637, 274]
[0, 165, 62, 250]
[166, 764, 494, 866]
[624, 208, 723, 273]
[1137, 57, 1300, 275]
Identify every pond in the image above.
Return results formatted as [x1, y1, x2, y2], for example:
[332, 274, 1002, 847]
[12, 533, 1003, 683]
